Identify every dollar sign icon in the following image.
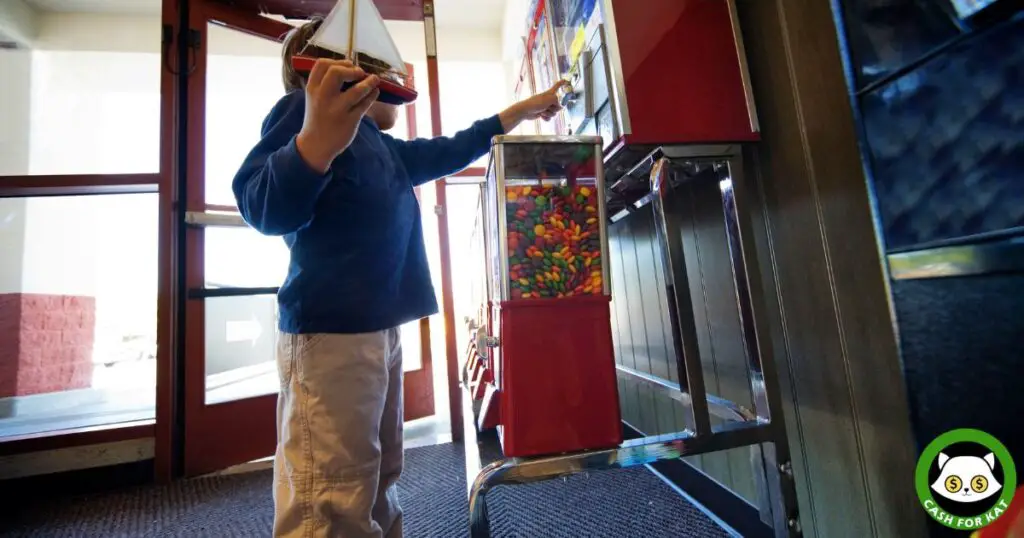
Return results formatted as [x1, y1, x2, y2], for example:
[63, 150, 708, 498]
[971, 475, 988, 492]
[945, 475, 962, 493]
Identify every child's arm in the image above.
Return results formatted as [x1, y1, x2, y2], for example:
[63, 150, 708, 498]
[383, 115, 505, 186]
[232, 93, 333, 236]
[385, 82, 567, 186]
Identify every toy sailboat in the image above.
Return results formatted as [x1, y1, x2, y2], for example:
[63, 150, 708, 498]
[291, 0, 418, 105]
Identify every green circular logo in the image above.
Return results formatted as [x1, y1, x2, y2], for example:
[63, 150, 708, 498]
[916, 429, 1016, 531]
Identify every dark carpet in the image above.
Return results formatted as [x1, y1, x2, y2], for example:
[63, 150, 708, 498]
[1, 442, 729, 537]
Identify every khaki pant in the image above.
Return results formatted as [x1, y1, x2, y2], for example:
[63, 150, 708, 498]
[273, 329, 404, 538]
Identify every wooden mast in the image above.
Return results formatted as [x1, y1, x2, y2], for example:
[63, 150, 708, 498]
[347, 0, 358, 67]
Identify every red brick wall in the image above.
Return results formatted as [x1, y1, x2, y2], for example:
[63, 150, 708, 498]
[0, 293, 95, 399]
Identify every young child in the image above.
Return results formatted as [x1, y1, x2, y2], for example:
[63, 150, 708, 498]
[232, 19, 565, 538]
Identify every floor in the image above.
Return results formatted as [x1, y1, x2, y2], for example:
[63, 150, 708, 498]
[0, 434, 733, 538]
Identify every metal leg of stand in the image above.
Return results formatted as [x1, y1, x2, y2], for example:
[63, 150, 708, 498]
[650, 157, 713, 437]
[469, 490, 491, 538]
[721, 150, 801, 536]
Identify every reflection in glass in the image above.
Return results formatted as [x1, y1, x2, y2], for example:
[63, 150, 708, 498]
[859, 18, 1024, 249]
[837, 0, 960, 88]
[546, 0, 602, 74]
[948, 0, 998, 18]
[0, 194, 158, 438]
[204, 295, 279, 405]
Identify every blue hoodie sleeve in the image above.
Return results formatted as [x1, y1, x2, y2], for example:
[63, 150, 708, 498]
[232, 92, 332, 236]
[383, 114, 505, 186]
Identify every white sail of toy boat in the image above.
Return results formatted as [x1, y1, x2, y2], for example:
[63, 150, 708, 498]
[309, 0, 408, 77]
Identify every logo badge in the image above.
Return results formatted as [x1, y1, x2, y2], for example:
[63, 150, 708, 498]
[916, 429, 1017, 531]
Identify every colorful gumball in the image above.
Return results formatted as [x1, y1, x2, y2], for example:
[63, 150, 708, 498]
[505, 183, 604, 300]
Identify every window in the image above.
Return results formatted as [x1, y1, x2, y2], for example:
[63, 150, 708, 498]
[204, 23, 287, 207]
[445, 183, 484, 362]
[0, 193, 158, 438]
[438, 62, 508, 167]
[204, 294, 280, 405]
[197, 24, 295, 404]
[202, 224, 289, 405]
[0, 17, 162, 176]
[204, 226, 289, 289]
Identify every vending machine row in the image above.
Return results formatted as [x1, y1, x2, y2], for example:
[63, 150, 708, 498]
[460, 0, 803, 536]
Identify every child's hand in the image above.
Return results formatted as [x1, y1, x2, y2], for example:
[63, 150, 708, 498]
[296, 58, 381, 173]
[499, 80, 569, 132]
[523, 80, 569, 121]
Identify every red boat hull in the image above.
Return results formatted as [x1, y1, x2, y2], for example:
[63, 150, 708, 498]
[291, 55, 418, 105]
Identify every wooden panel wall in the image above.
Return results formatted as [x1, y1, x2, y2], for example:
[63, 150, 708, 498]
[606, 1, 929, 535]
[733, 0, 925, 536]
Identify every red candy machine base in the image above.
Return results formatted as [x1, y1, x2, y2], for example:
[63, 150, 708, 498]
[496, 295, 622, 457]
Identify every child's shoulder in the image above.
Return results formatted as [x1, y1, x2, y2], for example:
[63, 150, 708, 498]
[261, 90, 306, 136]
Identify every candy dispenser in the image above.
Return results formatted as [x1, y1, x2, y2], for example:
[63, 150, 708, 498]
[515, 0, 759, 195]
[480, 135, 623, 458]
[525, 0, 568, 136]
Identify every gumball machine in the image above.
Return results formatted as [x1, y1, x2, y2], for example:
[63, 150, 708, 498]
[477, 134, 623, 458]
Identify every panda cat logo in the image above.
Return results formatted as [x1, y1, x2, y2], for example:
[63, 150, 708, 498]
[931, 452, 1002, 503]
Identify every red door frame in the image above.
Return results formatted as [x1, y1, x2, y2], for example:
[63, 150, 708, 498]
[154, 0, 185, 483]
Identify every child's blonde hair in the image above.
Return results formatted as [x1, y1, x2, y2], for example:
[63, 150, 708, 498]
[281, 17, 394, 93]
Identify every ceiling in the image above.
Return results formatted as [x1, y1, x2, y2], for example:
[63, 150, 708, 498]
[22, 0, 506, 27]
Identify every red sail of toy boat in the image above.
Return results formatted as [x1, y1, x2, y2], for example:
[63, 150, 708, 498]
[291, 0, 418, 105]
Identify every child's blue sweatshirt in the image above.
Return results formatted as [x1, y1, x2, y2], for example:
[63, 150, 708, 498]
[233, 90, 504, 334]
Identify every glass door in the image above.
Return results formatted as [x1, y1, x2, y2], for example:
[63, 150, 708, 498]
[180, 5, 433, 477]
